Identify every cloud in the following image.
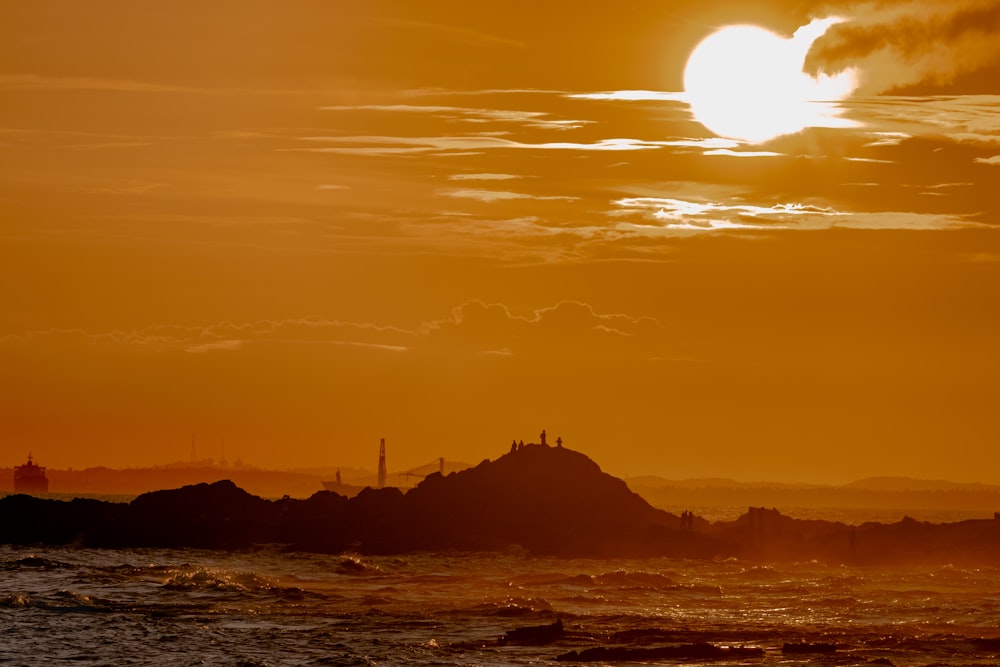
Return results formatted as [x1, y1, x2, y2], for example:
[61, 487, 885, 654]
[0, 74, 203, 94]
[0, 319, 415, 354]
[375, 17, 526, 50]
[447, 173, 525, 181]
[292, 135, 656, 156]
[0, 74, 314, 96]
[567, 90, 688, 103]
[805, 0, 1000, 94]
[975, 155, 1000, 165]
[0, 301, 670, 365]
[842, 95, 1000, 144]
[962, 252, 1000, 262]
[864, 132, 911, 147]
[321, 104, 590, 131]
[610, 192, 985, 233]
[702, 149, 782, 158]
[419, 300, 663, 356]
[440, 189, 578, 203]
[291, 134, 753, 157]
[185, 340, 244, 354]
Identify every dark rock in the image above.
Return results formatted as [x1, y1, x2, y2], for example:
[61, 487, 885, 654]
[782, 642, 837, 654]
[400, 445, 715, 557]
[970, 637, 1000, 651]
[557, 642, 764, 662]
[498, 619, 565, 646]
[121, 480, 279, 548]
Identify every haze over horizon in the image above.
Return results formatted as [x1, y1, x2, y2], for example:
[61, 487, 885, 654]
[3, 1, 999, 485]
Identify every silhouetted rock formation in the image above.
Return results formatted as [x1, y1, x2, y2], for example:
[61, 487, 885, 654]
[557, 643, 765, 662]
[3, 446, 1000, 563]
[782, 641, 837, 654]
[499, 619, 565, 646]
[392, 445, 714, 556]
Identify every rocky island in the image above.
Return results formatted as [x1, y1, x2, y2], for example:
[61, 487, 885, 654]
[3, 444, 999, 564]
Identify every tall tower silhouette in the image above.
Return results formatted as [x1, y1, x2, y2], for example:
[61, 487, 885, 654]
[377, 438, 387, 488]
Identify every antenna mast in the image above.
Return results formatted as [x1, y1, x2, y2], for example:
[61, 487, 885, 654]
[377, 438, 387, 488]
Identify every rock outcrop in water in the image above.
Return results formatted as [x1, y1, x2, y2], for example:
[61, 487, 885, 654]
[2, 444, 1000, 563]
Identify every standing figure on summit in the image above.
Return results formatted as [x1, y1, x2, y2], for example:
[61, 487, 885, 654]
[540, 429, 547, 446]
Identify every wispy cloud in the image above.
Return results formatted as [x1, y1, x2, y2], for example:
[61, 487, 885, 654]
[1, 301, 666, 360]
[447, 173, 525, 181]
[975, 155, 1000, 165]
[0, 73, 314, 96]
[864, 131, 912, 147]
[567, 90, 689, 103]
[418, 300, 664, 356]
[291, 134, 754, 157]
[321, 103, 590, 131]
[374, 17, 527, 50]
[842, 95, 1000, 146]
[186, 340, 244, 354]
[610, 192, 984, 232]
[440, 189, 578, 203]
[702, 149, 782, 158]
[291, 135, 668, 156]
[0, 74, 204, 94]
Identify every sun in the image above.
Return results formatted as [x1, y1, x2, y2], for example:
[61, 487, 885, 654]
[683, 18, 858, 144]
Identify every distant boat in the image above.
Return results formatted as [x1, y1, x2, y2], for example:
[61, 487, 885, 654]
[14, 453, 49, 494]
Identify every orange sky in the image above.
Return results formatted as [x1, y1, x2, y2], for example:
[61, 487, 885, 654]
[2, 0, 999, 484]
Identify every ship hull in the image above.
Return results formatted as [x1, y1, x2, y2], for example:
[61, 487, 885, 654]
[13, 476, 48, 494]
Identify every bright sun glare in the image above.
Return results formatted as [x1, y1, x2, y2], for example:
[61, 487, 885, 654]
[683, 18, 858, 143]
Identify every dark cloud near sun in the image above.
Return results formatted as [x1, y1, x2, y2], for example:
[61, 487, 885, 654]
[805, 0, 1000, 93]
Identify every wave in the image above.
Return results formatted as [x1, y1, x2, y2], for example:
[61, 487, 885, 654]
[518, 570, 721, 596]
[1, 589, 119, 612]
[596, 570, 677, 587]
[458, 595, 556, 617]
[0, 593, 31, 607]
[161, 566, 279, 593]
[1, 555, 75, 571]
[332, 554, 383, 576]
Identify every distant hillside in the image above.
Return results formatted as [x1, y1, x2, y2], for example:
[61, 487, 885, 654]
[5, 445, 1000, 565]
[628, 476, 1000, 517]
[0, 459, 472, 499]
[844, 476, 998, 492]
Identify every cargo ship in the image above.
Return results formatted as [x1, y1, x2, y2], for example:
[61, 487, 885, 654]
[13, 453, 49, 494]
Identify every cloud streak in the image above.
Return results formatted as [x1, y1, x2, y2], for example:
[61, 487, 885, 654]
[0, 301, 665, 360]
[321, 104, 591, 131]
[610, 193, 985, 233]
[292, 133, 750, 157]
[440, 189, 578, 203]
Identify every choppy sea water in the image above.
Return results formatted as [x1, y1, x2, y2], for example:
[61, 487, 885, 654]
[3, 541, 1000, 667]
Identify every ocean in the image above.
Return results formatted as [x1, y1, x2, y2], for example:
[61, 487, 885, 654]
[3, 536, 1000, 666]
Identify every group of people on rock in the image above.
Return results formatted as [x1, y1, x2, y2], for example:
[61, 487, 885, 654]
[680, 510, 695, 531]
[509, 429, 563, 453]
